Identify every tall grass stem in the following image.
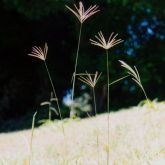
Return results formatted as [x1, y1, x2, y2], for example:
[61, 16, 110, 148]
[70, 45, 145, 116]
[44, 61, 62, 120]
[44, 61, 67, 156]
[92, 88, 97, 115]
[106, 50, 110, 165]
[30, 111, 37, 165]
[92, 88, 100, 165]
[71, 23, 82, 102]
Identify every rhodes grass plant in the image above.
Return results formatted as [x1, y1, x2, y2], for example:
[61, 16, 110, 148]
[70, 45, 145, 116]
[28, 43, 67, 160]
[28, 43, 62, 120]
[78, 71, 101, 165]
[90, 31, 123, 165]
[78, 71, 102, 116]
[66, 1, 99, 105]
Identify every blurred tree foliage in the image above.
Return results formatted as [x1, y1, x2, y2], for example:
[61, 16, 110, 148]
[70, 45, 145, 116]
[0, 0, 164, 123]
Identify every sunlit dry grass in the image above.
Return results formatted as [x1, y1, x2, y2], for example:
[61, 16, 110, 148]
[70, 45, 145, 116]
[0, 101, 165, 165]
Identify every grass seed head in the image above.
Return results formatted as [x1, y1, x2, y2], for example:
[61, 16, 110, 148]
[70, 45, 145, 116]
[90, 31, 123, 50]
[66, 1, 99, 24]
[28, 43, 48, 61]
[78, 71, 102, 88]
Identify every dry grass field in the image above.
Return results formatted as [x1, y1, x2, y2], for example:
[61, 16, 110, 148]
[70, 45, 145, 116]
[0, 101, 165, 165]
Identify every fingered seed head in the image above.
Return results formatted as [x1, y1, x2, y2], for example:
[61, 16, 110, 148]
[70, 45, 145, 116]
[90, 31, 123, 50]
[66, 1, 100, 23]
[28, 43, 48, 61]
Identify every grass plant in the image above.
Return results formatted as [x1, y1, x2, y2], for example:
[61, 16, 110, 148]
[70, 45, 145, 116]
[78, 71, 102, 165]
[66, 1, 99, 104]
[90, 31, 123, 165]
[28, 43, 62, 120]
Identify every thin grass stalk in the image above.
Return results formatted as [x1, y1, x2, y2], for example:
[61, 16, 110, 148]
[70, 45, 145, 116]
[106, 49, 110, 165]
[43, 61, 62, 120]
[48, 92, 53, 120]
[92, 87, 100, 165]
[44, 61, 67, 155]
[49, 105, 51, 121]
[71, 23, 82, 102]
[92, 88, 97, 115]
[140, 84, 150, 105]
[29, 111, 37, 165]
[134, 67, 150, 105]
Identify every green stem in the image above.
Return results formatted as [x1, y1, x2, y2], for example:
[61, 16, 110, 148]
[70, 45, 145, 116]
[49, 108, 51, 121]
[109, 75, 130, 86]
[43, 61, 67, 159]
[92, 87, 99, 165]
[30, 111, 37, 164]
[141, 85, 150, 105]
[48, 92, 53, 120]
[93, 88, 97, 115]
[106, 50, 110, 165]
[44, 61, 62, 120]
[71, 23, 82, 102]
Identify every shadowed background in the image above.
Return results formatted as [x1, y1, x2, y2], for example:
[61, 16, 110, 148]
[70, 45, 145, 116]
[0, 0, 164, 131]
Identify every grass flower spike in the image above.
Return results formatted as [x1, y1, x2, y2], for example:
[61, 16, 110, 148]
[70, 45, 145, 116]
[28, 43, 48, 61]
[66, 1, 99, 24]
[90, 31, 123, 50]
[78, 71, 102, 88]
[119, 60, 149, 103]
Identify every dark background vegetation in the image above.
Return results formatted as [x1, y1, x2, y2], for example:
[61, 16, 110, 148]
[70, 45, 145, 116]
[0, 0, 164, 131]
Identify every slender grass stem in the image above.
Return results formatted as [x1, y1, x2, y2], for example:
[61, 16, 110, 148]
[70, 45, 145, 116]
[106, 50, 110, 165]
[30, 111, 37, 165]
[48, 92, 53, 120]
[109, 75, 130, 86]
[92, 88, 100, 165]
[44, 60, 67, 155]
[49, 106, 51, 120]
[44, 61, 62, 120]
[71, 23, 82, 102]
[93, 88, 97, 115]
[141, 85, 150, 105]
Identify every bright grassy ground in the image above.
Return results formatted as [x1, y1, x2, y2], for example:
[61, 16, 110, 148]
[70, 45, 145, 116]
[0, 101, 165, 165]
